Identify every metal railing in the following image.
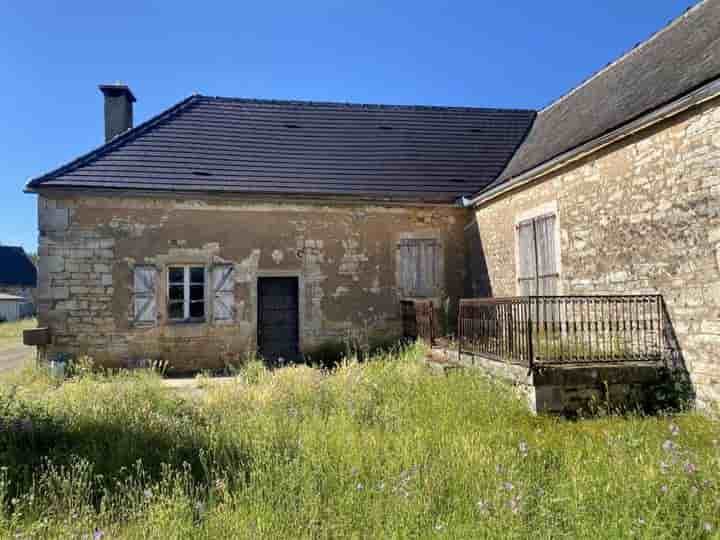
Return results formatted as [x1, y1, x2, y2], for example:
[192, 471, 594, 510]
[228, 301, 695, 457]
[458, 295, 665, 368]
[401, 299, 436, 345]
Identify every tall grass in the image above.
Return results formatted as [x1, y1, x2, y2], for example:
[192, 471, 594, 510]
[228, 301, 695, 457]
[0, 318, 35, 345]
[0, 343, 718, 539]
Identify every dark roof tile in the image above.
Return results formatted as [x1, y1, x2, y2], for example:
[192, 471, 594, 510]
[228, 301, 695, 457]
[27, 97, 535, 203]
[0, 247, 37, 287]
[493, 0, 720, 188]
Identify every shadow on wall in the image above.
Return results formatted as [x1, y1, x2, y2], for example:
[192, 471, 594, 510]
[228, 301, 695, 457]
[660, 298, 695, 407]
[464, 219, 493, 298]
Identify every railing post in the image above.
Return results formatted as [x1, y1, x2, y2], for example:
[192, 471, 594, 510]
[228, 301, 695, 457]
[526, 298, 534, 372]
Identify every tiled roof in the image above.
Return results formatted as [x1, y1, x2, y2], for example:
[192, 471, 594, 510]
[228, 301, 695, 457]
[0, 246, 37, 287]
[491, 0, 720, 188]
[26, 97, 535, 204]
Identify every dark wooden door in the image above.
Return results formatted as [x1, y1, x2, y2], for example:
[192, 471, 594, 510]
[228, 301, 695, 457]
[257, 277, 299, 366]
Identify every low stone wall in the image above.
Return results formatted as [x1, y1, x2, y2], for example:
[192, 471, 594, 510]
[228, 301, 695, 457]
[438, 348, 673, 414]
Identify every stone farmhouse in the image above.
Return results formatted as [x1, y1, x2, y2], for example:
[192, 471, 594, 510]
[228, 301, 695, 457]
[24, 0, 720, 405]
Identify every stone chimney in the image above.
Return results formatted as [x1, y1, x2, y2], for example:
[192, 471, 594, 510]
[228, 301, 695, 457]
[98, 84, 136, 142]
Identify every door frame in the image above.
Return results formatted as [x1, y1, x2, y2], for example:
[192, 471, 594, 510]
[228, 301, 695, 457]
[255, 271, 304, 358]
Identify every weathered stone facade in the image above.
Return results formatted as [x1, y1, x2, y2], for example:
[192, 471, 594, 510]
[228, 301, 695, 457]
[472, 97, 720, 405]
[37, 195, 466, 371]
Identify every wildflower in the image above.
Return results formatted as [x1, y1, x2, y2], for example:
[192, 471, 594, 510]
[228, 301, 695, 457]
[683, 461, 697, 474]
[350, 467, 359, 477]
[661, 439, 678, 453]
[434, 522, 446, 532]
[660, 485, 669, 494]
[637, 518, 646, 526]
[93, 529, 105, 540]
[507, 495, 522, 514]
[502, 482, 514, 491]
[477, 499, 489, 513]
[356, 482, 363, 491]
[669, 423, 680, 437]
[143, 489, 153, 499]
[703, 523, 712, 532]
[518, 441, 529, 456]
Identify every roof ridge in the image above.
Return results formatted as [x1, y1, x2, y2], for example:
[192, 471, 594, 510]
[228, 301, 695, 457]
[25, 94, 200, 190]
[539, 0, 705, 114]
[197, 95, 535, 114]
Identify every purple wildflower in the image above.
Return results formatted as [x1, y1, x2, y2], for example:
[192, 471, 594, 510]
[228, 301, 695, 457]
[93, 529, 105, 540]
[669, 423, 680, 437]
[684, 461, 697, 474]
[662, 439, 678, 453]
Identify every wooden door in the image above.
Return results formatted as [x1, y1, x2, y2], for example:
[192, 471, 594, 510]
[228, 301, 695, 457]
[257, 277, 299, 366]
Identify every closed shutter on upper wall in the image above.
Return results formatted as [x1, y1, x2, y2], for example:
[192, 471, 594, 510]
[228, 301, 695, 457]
[133, 266, 157, 324]
[399, 238, 440, 297]
[212, 264, 235, 321]
[517, 214, 559, 296]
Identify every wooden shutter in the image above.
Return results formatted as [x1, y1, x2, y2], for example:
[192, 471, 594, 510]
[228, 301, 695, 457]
[399, 239, 439, 297]
[534, 214, 558, 295]
[517, 220, 536, 295]
[133, 266, 157, 324]
[212, 264, 235, 321]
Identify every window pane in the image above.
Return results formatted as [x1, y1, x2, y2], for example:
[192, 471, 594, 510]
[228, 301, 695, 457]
[169, 285, 184, 301]
[168, 301, 183, 319]
[169, 267, 184, 283]
[190, 284, 204, 301]
[190, 301, 205, 318]
[190, 267, 205, 284]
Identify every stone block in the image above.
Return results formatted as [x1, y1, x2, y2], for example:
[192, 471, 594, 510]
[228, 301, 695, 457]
[39, 208, 69, 232]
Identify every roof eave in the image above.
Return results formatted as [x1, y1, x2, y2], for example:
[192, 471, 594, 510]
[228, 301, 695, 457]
[467, 75, 720, 208]
[23, 94, 200, 193]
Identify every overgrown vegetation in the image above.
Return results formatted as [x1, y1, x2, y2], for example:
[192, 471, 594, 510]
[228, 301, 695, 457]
[0, 318, 35, 346]
[0, 343, 718, 539]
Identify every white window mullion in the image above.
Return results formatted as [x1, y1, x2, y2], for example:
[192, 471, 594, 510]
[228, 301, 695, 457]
[183, 267, 190, 319]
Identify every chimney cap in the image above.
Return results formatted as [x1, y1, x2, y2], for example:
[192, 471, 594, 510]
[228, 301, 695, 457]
[98, 83, 136, 103]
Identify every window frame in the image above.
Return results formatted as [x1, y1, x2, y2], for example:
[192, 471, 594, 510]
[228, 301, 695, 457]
[166, 265, 207, 323]
[514, 204, 562, 297]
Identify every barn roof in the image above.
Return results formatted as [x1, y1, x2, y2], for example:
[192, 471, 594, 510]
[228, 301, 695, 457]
[25, 97, 534, 204]
[0, 246, 37, 287]
[492, 0, 720, 188]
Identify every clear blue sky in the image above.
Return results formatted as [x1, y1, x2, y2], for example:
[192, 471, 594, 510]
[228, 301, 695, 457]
[0, 0, 694, 253]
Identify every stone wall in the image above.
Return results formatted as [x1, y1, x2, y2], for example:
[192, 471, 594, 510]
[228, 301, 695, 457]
[472, 96, 720, 406]
[36, 195, 467, 371]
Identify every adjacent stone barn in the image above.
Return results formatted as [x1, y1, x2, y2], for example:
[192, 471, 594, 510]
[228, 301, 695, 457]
[25, 89, 532, 370]
[465, 0, 720, 405]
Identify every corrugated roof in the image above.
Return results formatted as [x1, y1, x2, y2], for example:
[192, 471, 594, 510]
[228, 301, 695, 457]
[494, 0, 720, 187]
[26, 97, 535, 204]
[0, 246, 37, 287]
[0, 293, 26, 301]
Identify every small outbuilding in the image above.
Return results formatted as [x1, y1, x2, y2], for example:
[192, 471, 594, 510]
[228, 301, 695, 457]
[0, 293, 33, 322]
[0, 246, 37, 310]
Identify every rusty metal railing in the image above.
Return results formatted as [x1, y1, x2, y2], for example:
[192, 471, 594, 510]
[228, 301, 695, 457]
[458, 295, 665, 368]
[401, 299, 436, 345]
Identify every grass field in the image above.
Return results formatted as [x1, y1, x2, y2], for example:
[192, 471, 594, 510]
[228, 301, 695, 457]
[0, 318, 35, 347]
[0, 343, 718, 539]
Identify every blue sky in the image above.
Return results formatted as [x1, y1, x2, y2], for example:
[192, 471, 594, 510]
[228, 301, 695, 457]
[0, 0, 693, 253]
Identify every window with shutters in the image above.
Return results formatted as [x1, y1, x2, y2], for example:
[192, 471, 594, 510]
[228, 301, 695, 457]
[133, 266, 157, 325]
[167, 266, 206, 322]
[211, 264, 235, 322]
[517, 213, 559, 296]
[398, 238, 440, 297]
